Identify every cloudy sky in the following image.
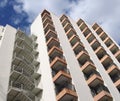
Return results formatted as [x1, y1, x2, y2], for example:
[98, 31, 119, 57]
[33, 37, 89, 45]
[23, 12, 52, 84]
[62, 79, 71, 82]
[0, 0, 120, 44]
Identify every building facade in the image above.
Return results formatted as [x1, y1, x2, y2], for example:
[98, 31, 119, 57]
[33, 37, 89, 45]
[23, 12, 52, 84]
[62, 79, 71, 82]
[31, 10, 120, 101]
[0, 10, 120, 101]
[0, 25, 42, 101]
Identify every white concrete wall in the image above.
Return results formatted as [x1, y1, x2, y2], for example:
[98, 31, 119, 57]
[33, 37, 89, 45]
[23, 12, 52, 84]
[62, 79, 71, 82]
[69, 18, 120, 100]
[31, 14, 56, 101]
[51, 13, 93, 101]
[0, 25, 17, 101]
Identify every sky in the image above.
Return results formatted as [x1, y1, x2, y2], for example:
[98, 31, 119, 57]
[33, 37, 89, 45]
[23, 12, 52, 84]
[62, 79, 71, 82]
[0, 0, 120, 44]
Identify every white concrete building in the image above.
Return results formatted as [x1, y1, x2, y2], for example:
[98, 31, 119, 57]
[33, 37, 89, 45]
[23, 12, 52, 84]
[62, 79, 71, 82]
[0, 25, 42, 101]
[31, 10, 120, 101]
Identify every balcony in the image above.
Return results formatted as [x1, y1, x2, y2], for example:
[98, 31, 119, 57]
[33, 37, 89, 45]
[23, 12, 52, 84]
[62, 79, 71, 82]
[47, 37, 60, 49]
[91, 84, 112, 100]
[114, 79, 120, 88]
[95, 27, 103, 35]
[91, 40, 100, 51]
[107, 64, 119, 75]
[50, 57, 67, 71]
[66, 28, 76, 39]
[79, 23, 88, 31]
[114, 50, 120, 58]
[53, 70, 71, 85]
[44, 23, 55, 34]
[77, 50, 89, 63]
[109, 43, 118, 51]
[7, 81, 36, 101]
[93, 87, 112, 101]
[95, 46, 103, 54]
[82, 27, 91, 37]
[92, 23, 99, 30]
[15, 32, 34, 50]
[99, 32, 107, 41]
[56, 85, 77, 101]
[86, 33, 95, 43]
[100, 55, 111, 63]
[12, 54, 35, 74]
[61, 18, 70, 27]
[64, 23, 73, 33]
[81, 61, 96, 74]
[60, 15, 68, 22]
[86, 72, 103, 87]
[69, 34, 80, 46]
[42, 13, 51, 22]
[48, 46, 63, 58]
[72, 42, 84, 53]
[90, 39, 98, 46]
[10, 67, 35, 90]
[45, 29, 57, 41]
[77, 51, 90, 66]
[43, 17, 53, 27]
[77, 19, 84, 27]
[104, 39, 113, 48]
[14, 44, 34, 62]
[41, 9, 50, 17]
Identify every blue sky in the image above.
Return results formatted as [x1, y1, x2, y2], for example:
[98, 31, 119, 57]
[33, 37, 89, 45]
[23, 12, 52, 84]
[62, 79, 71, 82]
[0, 0, 120, 44]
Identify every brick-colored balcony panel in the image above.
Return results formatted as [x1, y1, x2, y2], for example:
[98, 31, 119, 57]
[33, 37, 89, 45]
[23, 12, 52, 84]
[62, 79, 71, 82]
[87, 73, 103, 87]
[94, 90, 112, 101]
[90, 39, 98, 46]
[60, 14, 68, 22]
[92, 23, 99, 30]
[95, 27, 103, 35]
[99, 32, 107, 41]
[47, 37, 59, 48]
[48, 46, 63, 58]
[42, 13, 52, 22]
[43, 17, 53, 27]
[100, 55, 110, 63]
[77, 51, 89, 61]
[56, 88, 77, 101]
[81, 61, 96, 74]
[107, 64, 120, 75]
[44, 23, 55, 34]
[64, 23, 73, 33]
[72, 42, 84, 52]
[95, 46, 103, 54]
[83, 28, 91, 38]
[69, 35, 80, 46]
[114, 79, 120, 88]
[77, 19, 84, 27]
[41, 9, 50, 17]
[66, 28, 76, 39]
[114, 50, 120, 57]
[62, 18, 70, 27]
[80, 23, 88, 32]
[50, 57, 67, 71]
[53, 70, 71, 84]
[45, 29, 57, 41]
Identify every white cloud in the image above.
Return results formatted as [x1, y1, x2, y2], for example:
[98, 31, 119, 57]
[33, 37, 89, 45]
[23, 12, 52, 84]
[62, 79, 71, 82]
[13, 0, 120, 44]
[69, 0, 120, 43]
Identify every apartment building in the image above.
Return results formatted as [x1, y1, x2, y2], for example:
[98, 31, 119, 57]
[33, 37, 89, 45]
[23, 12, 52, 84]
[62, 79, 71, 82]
[0, 25, 42, 101]
[31, 10, 120, 101]
[0, 10, 120, 101]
